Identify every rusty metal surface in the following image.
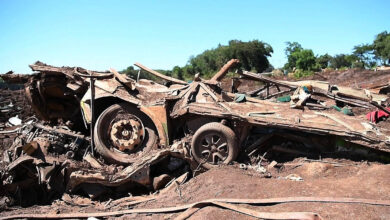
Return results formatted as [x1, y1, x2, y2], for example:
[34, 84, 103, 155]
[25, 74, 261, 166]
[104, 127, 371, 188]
[110, 117, 144, 151]
[13, 61, 390, 156]
[238, 70, 388, 106]
[140, 105, 169, 146]
[171, 82, 390, 151]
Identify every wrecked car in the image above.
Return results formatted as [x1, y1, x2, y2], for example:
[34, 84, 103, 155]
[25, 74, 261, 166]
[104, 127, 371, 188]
[2, 60, 390, 207]
[24, 61, 390, 169]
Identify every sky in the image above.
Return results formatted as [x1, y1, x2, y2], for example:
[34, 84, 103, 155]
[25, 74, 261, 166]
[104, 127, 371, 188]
[0, 0, 389, 73]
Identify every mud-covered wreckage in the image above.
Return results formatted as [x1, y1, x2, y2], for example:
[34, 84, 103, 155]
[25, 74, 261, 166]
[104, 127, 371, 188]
[1, 60, 390, 205]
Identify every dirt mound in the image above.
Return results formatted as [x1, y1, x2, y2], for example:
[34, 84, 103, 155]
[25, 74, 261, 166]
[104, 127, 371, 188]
[299, 162, 334, 177]
[301, 69, 390, 89]
[5, 160, 385, 219]
[136, 160, 390, 219]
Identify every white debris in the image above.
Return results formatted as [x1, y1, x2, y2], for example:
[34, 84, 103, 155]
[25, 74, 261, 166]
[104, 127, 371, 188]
[285, 174, 303, 181]
[8, 115, 22, 126]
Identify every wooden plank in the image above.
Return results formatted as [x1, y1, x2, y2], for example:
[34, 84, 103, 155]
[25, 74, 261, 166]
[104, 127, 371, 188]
[210, 59, 240, 82]
[238, 70, 297, 89]
[134, 62, 188, 85]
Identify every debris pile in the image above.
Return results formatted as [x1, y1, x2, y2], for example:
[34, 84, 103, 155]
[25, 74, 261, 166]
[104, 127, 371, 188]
[1, 60, 390, 218]
[0, 74, 33, 152]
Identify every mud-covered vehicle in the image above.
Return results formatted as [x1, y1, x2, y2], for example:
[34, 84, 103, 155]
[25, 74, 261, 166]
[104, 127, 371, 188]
[26, 61, 390, 169]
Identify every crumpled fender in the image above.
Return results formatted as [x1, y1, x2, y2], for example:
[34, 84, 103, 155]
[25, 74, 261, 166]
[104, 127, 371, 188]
[80, 87, 169, 147]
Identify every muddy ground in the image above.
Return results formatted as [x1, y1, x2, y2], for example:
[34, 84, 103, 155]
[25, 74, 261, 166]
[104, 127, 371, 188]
[137, 159, 390, 220]
[1, 158, 389, 219]
[1, 69, 390, 219]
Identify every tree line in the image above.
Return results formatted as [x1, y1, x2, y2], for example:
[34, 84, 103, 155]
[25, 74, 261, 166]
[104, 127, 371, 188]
[284, 31, 390, 77]
[122, 31, 390, 80]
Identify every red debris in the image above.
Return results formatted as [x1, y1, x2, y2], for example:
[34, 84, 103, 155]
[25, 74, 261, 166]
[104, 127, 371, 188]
[366, 108, 390, 123]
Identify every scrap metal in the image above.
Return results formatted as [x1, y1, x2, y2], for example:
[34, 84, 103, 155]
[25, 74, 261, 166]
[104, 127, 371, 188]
[1, 60, 390, 210]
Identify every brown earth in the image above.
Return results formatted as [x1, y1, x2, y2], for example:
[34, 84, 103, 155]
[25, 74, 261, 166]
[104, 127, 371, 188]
[133, 159, 390, 220]
[2, 158, 389, 219]
[306, 69, 390, 89]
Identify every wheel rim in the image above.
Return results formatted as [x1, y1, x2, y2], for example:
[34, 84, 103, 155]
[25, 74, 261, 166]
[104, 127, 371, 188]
[108, 114, 145, 152]
[197, 132, 229, 164]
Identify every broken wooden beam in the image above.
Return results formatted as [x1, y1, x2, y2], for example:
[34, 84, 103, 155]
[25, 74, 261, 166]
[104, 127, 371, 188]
[210, 59, 240, 83]
[134, 62, 188, 85]
[238, 70, 297, 89]
[265, 89, 294, 99]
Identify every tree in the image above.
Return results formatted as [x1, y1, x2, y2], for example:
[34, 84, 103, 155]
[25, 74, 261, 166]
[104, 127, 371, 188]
[284, 42, 303, 57]
[316, 54, 332, 69]
[283, 42, 317, 71]
[188, 40, 273, 78]
[121, 39, 275, 81]
[353, 44, 375, 68]
[172, 66, 184, 80]
[373, 31, 390, 65]
[293, 49, 317, 71]
[121, 66, 138, 79]
[283, 42, 303, 71]
[227, 40, 273, 73]
[330, 54, 358, 69]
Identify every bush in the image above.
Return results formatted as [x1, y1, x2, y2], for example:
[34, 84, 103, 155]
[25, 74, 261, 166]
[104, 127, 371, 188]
[352, 61, 365, 69]
[271, 69, 284, 77]
[338, 67, 349, 71]
[293, 69, 314, 79]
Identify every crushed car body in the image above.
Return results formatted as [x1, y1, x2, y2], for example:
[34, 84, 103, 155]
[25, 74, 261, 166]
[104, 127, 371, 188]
[26, 61, 390, 154]
[1, 60, 390, 207]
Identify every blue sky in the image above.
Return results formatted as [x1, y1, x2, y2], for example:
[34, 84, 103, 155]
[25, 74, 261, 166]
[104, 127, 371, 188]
[0, 0, 389, 73]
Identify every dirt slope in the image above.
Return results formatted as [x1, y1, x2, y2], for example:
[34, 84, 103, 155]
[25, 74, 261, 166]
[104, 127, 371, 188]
[2, 159, 389, 219]
[129, 159, 390, 219]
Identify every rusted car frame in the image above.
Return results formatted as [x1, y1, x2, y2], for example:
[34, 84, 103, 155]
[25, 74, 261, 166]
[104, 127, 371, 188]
[2, 61, 390, 206]
[24, 61, 390, 169]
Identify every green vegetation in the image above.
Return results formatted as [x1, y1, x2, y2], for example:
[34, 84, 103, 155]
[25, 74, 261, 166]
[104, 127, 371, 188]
[293, 69, 315, 79]
[284, 31, 389, 77]
[373, 31, 390, 65]
[122, 31, 390, 80]
[283, 42, 318, 72]
[353, 44, 376, 68]
[329, 54, 359, 69]
[187, 40, 273, 78]
[122, 40, 273, 81]
[316, 54, 332, 69]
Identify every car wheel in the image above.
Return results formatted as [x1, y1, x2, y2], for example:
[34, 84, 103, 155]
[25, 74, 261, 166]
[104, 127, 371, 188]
[191, 122, 238, 169]
[94, 103, 157, 164]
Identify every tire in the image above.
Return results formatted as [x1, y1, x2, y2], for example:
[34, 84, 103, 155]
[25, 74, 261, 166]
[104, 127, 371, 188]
[94, 103, 158, 165]
[191, 122, 238, 169]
